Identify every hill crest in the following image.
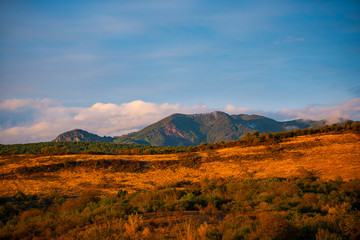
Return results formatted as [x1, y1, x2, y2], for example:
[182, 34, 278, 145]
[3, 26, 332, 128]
[52, 129, 115, 143]
[52, 111, 331, 146]
[114, 111, 323, 146]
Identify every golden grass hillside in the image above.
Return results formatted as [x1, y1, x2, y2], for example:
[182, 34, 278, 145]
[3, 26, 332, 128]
[1, 132, 359, 197]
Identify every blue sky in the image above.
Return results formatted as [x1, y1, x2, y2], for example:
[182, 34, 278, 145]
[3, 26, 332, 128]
[0, 0, 360, 143]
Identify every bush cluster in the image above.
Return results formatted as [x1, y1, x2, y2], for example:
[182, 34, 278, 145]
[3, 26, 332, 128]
[1, 177, 359, 239]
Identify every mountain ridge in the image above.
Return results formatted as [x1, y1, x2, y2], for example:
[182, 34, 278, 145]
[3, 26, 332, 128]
[114, 111, 324, 146]
[52, 129, 115, 143]
[52, 111, 329, 146]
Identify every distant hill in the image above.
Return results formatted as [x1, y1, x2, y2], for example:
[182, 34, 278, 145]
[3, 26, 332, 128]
[52, 112, 329, 146]
[114, 111, 324, 146]
[52, 129, 115, 143]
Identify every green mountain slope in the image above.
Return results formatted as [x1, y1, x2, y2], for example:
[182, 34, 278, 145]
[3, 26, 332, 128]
[114, 111, 321, 146]
[52, 129, 115, 143]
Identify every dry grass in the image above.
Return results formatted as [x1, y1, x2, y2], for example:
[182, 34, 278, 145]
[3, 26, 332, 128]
[1, 133, 359, 197]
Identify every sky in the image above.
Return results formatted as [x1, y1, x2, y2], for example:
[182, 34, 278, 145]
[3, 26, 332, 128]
[0, 0, 360, 144]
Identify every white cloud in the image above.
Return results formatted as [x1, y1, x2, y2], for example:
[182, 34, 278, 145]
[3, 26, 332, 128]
[0, 98, 59, 111]
[225, 105, 253, 114]
[227, 98, 360, 123]
[0, 99, 34, 110]
[73, 100, 209, 136]
[278, 98, 360, 123]
[0, 99, 210, 144]
[1, 98, 359, 144]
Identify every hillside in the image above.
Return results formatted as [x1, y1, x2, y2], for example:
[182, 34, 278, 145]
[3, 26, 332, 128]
[1, 122, 357, 156]
[52, 129, 115, 143]
[1, 132, 359, 197]
[115, 111, 322, 146]
[1, 132, 359, 239]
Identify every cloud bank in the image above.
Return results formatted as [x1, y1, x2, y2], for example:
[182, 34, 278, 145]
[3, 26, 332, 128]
[0, 99, 209, 144]
[277, 98, 360, 123]
[0, 98, 359, 144]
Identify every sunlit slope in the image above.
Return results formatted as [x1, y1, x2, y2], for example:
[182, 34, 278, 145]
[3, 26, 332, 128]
[0, 132, 359, 197]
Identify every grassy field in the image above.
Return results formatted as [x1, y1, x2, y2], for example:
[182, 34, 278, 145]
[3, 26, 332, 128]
[0, 132, 360, 239]
[1, 132, 359, 197]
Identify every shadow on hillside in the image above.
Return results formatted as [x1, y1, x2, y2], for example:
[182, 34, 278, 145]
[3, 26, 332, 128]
[1, 154, 206, 180]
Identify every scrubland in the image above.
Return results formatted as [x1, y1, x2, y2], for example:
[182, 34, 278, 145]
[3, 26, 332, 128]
[1, 133, 359, 197]
[0, 132, 359, 239]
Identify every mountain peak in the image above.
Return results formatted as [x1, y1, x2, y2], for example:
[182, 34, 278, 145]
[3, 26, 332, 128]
[53, 112, 329, 146]
[52, 129, 114, 143]
[114, 112, 325, 146]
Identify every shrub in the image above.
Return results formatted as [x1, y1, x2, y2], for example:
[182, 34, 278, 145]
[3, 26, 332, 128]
[178, 193, 206, 211]
[124, 213, 143, 236]
[297, 166, 320, 182]
[316, 228, 342, 240]
[18, 208, 43, 221]
[117, 189, 128, 198]
[59, 191, 100, 212]
[178, 152, 202, 168]
[254, 212, 296, 240]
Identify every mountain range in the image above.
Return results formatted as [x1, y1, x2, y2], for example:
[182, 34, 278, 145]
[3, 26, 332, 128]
[53, 111, 327, 146]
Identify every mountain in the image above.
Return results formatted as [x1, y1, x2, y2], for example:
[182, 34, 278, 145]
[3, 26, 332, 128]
[52, 129, 115, 143]
[114, 111, 323, 146]
[53, 112, 328, 146]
